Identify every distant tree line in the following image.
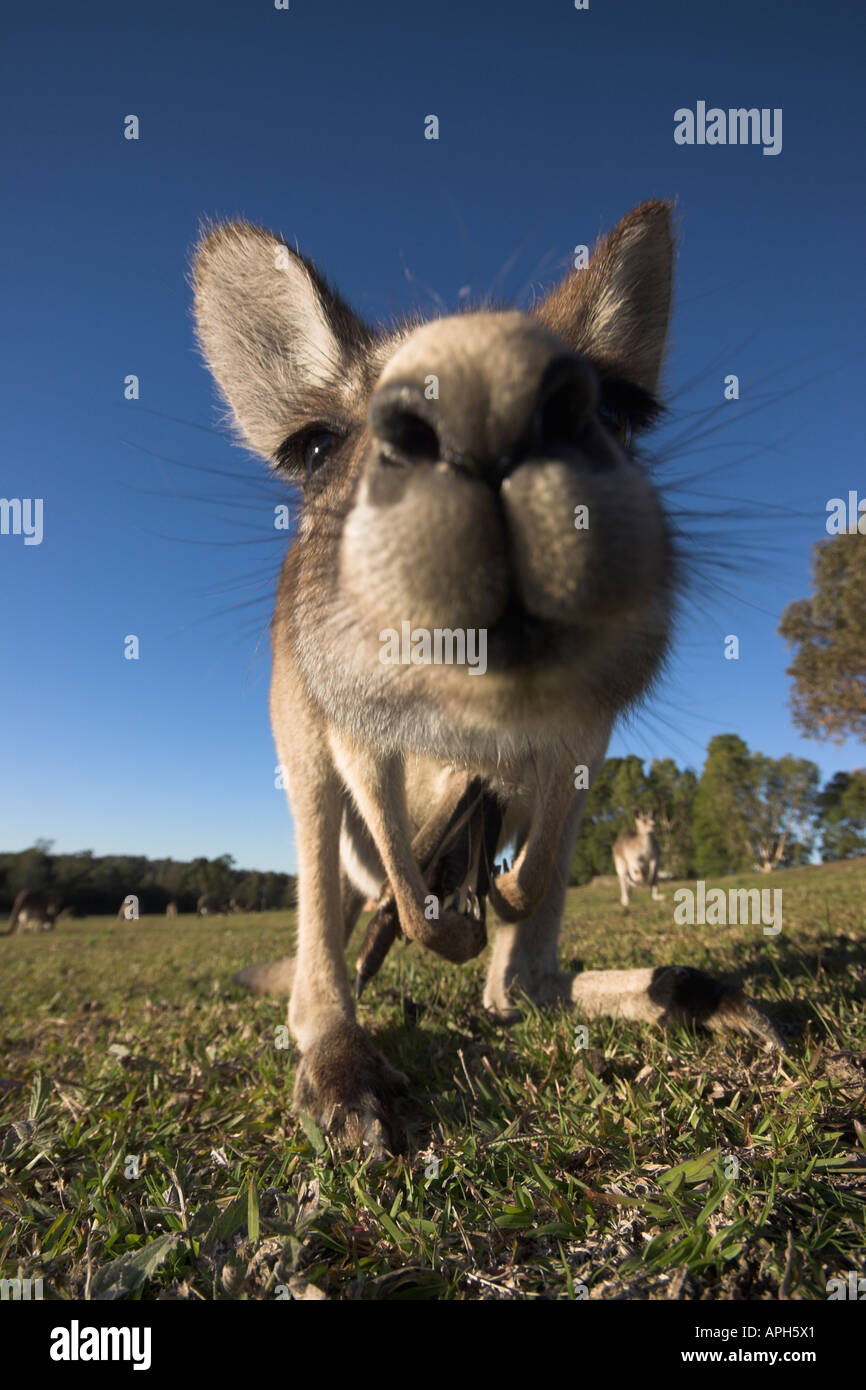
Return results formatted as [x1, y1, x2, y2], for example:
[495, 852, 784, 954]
[0, 844, 297, 917]
[570, 735, 866, 886]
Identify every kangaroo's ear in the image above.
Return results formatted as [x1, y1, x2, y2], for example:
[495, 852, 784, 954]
[192, 221, 371, 460]
[533, 200, 675, 397]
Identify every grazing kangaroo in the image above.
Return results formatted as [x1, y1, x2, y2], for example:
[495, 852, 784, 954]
[4, 889, 61, 935]
[613, 811, 664, 908]
[197, 893, 226, 916]
[193, 201, 780, 1150]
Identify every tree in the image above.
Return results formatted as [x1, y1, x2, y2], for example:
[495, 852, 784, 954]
[53, 850, 96, 898]
[570, 756, 648, 884]
[0, 845, 296, 916]
[745, 754, 819, 872]
[6, 842, 56, 896]
[817, 770, 866, 860]
[779, 534, 866, 743]
[692, 735, 755, 875]
[237, 870, 262, 911]
[647, 758, 697, 877]
[693, 736, 819, 874]
[209, 853, 237, 902]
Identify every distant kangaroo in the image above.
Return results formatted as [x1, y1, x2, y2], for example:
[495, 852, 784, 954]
[193, 200, 780, 1150]
[4, 889, 61, 935]
[197, 893, 226, 916]
[613, 811, 664, 908]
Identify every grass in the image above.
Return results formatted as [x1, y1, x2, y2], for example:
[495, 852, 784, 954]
[1, 858, 864, 1300]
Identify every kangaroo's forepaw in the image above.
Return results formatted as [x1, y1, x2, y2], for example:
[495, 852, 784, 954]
[488, 869, 540, 923]
[293, 1022, 409, 1154]
[416, 906, 486, 963]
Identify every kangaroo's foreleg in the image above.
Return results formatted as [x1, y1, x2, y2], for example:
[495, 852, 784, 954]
[332, 739, 488, 965]
[353, 770, 486, 995]
[269, 674, 409, 1151]
[487, 755, 580, 923]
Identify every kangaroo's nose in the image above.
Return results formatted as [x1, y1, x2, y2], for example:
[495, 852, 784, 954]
[369, 384, 442, 466]
[369, 350, 598, 486]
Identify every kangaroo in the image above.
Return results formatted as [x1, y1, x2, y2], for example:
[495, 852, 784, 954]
[613, 811, 664, 908]
[4, 889, 61, 935]
[166, 901, 179, 918]
[197, 893, 226, 916]
[192, 201, 781, 1150]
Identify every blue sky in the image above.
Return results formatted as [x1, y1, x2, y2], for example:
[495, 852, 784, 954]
[2, 0, 863, 873]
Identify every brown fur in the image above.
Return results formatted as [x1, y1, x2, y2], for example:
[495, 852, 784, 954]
[613, 811, 664, 908]
[193, 201, 780, 1150]
[4, 889, 61, 935]
[196, 893, 226, 916]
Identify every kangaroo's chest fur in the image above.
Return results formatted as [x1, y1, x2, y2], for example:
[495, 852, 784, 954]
[625, 835, 660, 884]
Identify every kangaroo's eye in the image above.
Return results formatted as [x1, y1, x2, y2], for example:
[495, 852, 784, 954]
[274, 425, 345, 480]
[596, 375, 662, 448]
[598, 404, 632, 448]
[303, 430, 339, 476]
